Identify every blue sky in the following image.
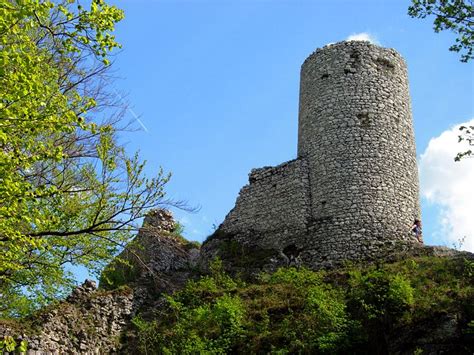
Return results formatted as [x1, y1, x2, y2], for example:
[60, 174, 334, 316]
[101, 0, 473, 254]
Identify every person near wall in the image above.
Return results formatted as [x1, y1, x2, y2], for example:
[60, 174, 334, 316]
[411, 219, 422, 243]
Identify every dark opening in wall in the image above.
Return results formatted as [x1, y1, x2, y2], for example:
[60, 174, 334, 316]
[357, 112, 371, 128]
[283, 244, 301, 265]
[321, 200, 327, 206]
[350, 51, 360, 60]
[345, 51, 361, 75]
[321, 73, 329, 79]
[376, 57, 395, 72]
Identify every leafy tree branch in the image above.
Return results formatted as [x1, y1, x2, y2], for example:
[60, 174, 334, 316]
[408, 0, 474, 62]
[0, 0, 184, 317]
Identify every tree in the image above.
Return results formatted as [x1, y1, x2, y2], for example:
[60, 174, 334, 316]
[408, 0, 474, 62]
[0, 0, 173, 317]
[408, 1, 473, 161]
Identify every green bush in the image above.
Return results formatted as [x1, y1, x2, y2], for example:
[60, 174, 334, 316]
[464, 258, 474, 279]
[0, 336, 27, 353]
[348, 268, 414, 322]
[265, 268, 360, 353]
[165, 294, 245, 354]
[131, 316, 162, 355]
[130, 256, 473, 354]
[277, 283, 356, 353]
[133, 294, 245, 354]
[267, 267, 325, 287]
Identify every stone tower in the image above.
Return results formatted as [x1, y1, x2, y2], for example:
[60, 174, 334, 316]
[201, 41, 421, 270]
[297, 41, 421, 262]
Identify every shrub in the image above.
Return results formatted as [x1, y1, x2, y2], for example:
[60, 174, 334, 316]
[267, 267, 325, 287]
[348, 268, 414, 321]
[0, 336, 27, 353]
[133, 294, 245, 354]
[130, 256, 472, 354]
[131, 316, 162, 355]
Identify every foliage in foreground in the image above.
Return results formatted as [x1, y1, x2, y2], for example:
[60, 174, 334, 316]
[0, 0, 170, 317]
[408, 0, 474, 62]
[132, 257, 474, 354]
[408, 1, 473, 160]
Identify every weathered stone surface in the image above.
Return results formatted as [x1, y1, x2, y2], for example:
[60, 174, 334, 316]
[0, 209, 200, 353]
[201, 41, 423, 271]
[143, 209, 176, 232]
[106, 209, 200, 299]
[0, 280, 133, 354]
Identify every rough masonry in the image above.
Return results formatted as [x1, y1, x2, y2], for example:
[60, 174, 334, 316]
[0, 280, 133, 354]
[201, 41, 422, 270]
[0, 209, 201, 354]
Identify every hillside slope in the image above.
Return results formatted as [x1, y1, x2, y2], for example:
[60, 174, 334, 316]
[1, 211, 473, 354]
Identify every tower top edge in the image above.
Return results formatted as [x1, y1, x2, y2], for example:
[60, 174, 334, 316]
[302, 41, 406, 68]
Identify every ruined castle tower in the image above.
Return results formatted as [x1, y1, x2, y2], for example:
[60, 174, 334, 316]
[201, 41, 421, 269]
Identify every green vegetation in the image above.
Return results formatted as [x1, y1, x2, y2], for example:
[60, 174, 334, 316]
[0, 0, 170, 317]
[99, 256, 143, 291]
[0, 336, 27, 353]
[131, 257, 474, 354]
[408, 0, 474, 62]
[408, 1, 473, 161]
[167, 222, 202, 251]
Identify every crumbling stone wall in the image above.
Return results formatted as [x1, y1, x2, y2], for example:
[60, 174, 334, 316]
[202, 41, 422, 269]
[220, 159, 310, 246]
[200, 159, 311, 273]
[100, 209, 200, 297]
[0, 210, 201, 354]
[0, 280, 133, 354]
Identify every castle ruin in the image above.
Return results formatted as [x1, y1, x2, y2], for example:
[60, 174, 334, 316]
[201, 41, 421, 269]
[5, 42, 474, 354]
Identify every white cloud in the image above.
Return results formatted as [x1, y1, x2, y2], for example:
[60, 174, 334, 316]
[346, 32, 379, 45]
[419, 119, 474, 252]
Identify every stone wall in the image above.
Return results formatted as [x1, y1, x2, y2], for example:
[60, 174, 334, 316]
[0, 280, 133, 354]
[220, 159, 310, 246]
[201, 41, 422, 270]
[101, 209, 200, 296]
[0, 210, 200, 354]
[200, 159, 311, 273]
